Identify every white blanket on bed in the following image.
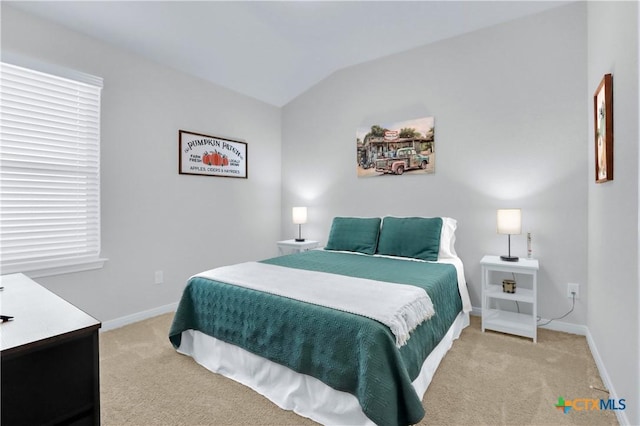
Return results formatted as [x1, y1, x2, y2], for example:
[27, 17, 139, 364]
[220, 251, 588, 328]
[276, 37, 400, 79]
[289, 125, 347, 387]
[193, 262, 434, 348]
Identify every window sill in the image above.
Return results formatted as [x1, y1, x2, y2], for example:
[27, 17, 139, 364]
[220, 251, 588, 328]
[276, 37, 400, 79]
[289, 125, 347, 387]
[3, 258, 109, 279]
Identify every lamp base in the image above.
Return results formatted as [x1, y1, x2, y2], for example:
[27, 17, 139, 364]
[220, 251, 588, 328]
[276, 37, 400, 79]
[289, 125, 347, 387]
[295, 238, 305, 242]
[500, 255, 519, 262]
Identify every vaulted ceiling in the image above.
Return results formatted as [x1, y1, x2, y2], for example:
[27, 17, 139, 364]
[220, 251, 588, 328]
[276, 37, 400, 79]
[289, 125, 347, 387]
[7, 1, 569, 106]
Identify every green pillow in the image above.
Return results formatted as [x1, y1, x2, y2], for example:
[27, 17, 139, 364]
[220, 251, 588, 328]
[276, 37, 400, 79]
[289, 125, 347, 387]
[376, 217, 443, 261]
[324, 217, 381, 255]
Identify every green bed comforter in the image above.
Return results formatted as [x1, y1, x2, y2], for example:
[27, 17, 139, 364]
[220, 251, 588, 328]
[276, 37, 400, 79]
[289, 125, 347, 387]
[169, 250, 462, 426]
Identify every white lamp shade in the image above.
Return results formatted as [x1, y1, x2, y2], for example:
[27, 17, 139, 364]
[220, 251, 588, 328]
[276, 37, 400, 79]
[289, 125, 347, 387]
[497, 209, 522, 235]
[292, 207, 307, 225]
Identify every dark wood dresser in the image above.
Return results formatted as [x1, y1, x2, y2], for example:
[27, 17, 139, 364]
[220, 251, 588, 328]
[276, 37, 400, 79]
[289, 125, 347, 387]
[1, 273, 101, 425]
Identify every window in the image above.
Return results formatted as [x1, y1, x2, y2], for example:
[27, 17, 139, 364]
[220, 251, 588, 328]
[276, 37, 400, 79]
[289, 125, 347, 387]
[0, 61, 105, 277]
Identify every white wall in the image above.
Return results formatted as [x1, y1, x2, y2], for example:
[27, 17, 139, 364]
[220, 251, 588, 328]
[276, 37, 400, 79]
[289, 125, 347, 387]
[282, 3, 588, 326]
[1, 5, 282, 323]
[587, 2, 639, 425]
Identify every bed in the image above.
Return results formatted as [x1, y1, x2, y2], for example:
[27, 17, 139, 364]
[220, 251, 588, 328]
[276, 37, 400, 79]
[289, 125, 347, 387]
[169, 216, 472, 425]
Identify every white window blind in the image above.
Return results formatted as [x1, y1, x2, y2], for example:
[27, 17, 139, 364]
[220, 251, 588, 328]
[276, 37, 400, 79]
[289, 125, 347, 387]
[0, 61, 104, 276]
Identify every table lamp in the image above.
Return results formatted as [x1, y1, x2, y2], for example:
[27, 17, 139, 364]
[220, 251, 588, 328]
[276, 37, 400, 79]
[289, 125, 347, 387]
[497, 208, 521, 262]
[292, 207, 307, 242]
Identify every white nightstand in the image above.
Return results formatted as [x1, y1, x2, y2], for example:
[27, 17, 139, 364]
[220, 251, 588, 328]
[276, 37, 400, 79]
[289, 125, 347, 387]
[481, 255, 539, 342]
[277, 239, 320, 255]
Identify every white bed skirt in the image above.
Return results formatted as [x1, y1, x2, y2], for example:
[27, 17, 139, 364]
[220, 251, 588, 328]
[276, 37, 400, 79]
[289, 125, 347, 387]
[177, 311, 469, 426]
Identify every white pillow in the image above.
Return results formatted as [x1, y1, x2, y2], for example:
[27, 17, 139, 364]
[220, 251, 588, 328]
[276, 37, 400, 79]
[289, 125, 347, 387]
[438, 217, 458, 259]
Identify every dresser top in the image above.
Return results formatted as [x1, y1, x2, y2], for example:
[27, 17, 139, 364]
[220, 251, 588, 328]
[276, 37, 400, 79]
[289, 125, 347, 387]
[0, 273, 100, 354]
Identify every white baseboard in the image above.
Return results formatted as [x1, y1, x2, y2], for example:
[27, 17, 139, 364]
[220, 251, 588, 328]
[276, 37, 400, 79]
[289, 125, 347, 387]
[537, 319, 588, 336]
[585, 328, 629, 426]
[100, 302, 178, 332]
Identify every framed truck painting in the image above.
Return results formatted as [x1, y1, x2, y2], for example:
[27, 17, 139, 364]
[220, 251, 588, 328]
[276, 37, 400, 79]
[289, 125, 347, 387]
[356, 117, 435, 178]
[594, 74, 613, 183]
[179, 130, 247, 179]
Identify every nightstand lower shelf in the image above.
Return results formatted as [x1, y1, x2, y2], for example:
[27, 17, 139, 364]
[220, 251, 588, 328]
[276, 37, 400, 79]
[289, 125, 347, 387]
[482, 309, 536, 340]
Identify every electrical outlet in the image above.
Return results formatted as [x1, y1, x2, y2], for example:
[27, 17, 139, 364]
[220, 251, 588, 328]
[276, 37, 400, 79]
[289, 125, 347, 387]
[154, 270, 164, 285]
[567, 283, 579, 299]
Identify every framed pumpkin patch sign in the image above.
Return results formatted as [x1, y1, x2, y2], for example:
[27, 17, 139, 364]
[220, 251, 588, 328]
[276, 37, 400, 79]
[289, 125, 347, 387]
[179, 130, 248, 179]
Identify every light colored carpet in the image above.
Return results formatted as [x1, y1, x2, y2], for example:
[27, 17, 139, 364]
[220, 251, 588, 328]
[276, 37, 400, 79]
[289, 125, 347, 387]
[99, 314, 618, 425]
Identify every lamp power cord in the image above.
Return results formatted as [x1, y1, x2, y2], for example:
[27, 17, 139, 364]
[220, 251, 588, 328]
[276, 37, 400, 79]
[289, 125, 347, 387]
[504, 273, 576, 326]
[537, 292, 576, 327]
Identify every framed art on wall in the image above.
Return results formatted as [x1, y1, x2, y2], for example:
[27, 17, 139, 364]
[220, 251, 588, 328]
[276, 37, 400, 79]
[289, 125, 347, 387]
[356, 117, 435, 178]
[593, 73, 613, 183]
[178, 130, 248, 178]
